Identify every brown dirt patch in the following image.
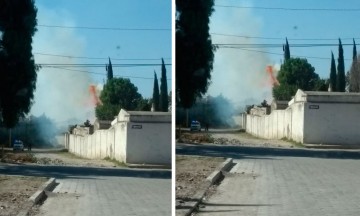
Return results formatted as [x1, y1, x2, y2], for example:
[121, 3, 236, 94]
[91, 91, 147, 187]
[0, 175, 47, 216]
[176, 155, 225, 199]
[33, 152, 119, 167]
[0, 151, 37, 164]
[177, 132, 214, 144]
[177, 131, 296, 148]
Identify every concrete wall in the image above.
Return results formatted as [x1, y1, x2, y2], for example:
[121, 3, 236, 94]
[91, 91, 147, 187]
[65, 111, 171, 165]
[304, 102, 360, 145]
[126, 122, 171, 165]
[246, 98, 360, 145]
[246, 102, 304, 142]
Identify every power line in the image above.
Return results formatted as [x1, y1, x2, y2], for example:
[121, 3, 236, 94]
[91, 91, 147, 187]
[211, 33, 360, 41]
[220, 46, 353, 61]
[38, 24, 171, 31]
[214, 43, 359, 48]
[215, 4, 360, 12]
[42, 66, 172, 80]
[34, 52, 171, 61]
[38, 63, 172, 68]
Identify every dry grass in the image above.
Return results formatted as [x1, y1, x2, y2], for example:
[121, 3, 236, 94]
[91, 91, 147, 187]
[1, 151, 37, 163]
[177, 132, 214, 144]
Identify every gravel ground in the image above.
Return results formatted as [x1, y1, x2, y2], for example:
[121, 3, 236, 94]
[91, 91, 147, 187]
[210, 132, 298, 148]
[33, 151, 119, 167]
[0, 175, 47, 216]
[178, 131, 298, 148]
[176, 155, 225, 199]
[176, 155, 225, 215]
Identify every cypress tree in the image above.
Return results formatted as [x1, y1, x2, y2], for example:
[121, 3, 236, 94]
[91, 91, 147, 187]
[159, 58, 168, 111]
[353, 38, 357, 60]
[284, 37, 290, 62]
[337, 39, 346, 92]
[152, 71, 160, 111]
[0, 0, 38, 128]
[329, 52, 337, 91]
[176, 0, 215, 109]
[106, 58, 113, 81]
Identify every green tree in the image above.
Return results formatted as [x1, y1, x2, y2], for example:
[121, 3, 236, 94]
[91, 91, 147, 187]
[152, 72, 160, 111]
[176, 0, 215, 109]
[136, 98, 151, 111]
[273, 58, 319, 100]
[106, 58, 113, 81]
[349, 55, 360, 92]
[273, 84, 298, 101]
[315, 79, 329, 91]
[95, 78, 142, 120]
[0, 0, 38, 128]
[353, 38, 357, 60]
[337, 39, 346, 92]
[329, 52, 337, 91]
[159, 58, 169, 111]
[284, 37, 290, 61]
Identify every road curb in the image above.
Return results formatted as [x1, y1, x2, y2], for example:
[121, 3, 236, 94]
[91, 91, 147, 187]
[127, 164, 171, 169]
[182, 158, 233, 216]
[17, 177, 56, 216]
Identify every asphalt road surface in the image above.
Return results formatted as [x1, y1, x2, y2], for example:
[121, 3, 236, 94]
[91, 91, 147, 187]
[177, 143, 360, 216]
[0, 164, 171, 216]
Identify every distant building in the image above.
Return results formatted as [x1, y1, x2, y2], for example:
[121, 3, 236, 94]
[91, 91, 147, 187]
[93, 119, 111, 131]
[271, 100, 289, 112]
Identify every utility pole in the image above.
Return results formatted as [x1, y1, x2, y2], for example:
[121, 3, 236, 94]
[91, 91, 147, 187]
[8, 128, 11, 147]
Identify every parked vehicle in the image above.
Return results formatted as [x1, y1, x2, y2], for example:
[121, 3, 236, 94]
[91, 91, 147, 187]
[190, 120, 201, 131]
[13, 140, 24, 151]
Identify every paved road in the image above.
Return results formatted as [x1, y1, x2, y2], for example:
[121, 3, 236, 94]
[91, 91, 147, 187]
[198, 156, 360, 216]
[0, 164, 171, 216]
[177, 143, 360, 159]
[177, 143, 360, 216]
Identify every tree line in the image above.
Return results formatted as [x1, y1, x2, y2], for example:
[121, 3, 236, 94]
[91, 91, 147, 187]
[95, 58, 169, 120]
[273, 38, 360, 101]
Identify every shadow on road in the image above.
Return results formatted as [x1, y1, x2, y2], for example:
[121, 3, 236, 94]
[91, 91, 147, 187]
[177, 143, 360, 160]
[177, 198, 276, 214]
[0, 164, 171, 179]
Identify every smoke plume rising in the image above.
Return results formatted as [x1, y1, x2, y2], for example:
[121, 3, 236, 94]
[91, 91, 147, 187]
[31, 5, 95, 128]
[208, 3, 276, 109]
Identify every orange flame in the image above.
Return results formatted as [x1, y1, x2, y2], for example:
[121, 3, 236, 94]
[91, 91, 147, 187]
[266, 65, 280, 86]
[89, 85, 101, 105]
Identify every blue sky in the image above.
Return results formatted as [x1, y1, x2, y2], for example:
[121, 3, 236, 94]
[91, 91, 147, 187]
[208, 0, 360, 106]
[31, 0, 171, 122]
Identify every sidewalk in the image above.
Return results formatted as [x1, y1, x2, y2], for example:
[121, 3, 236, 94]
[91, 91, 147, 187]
[197, 156, 360, 216]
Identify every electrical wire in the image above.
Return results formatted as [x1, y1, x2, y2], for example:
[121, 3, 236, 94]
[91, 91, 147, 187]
[211, 33, 360, 41]
[33, 52, 171, 61]
[214, 43, 359, 48]
[42, 66, 172, 80]
[215, 5, 360, 11]
[38, 63, 171, 68]
[38, 24, 171, 31]
[219, 46, 353, 61]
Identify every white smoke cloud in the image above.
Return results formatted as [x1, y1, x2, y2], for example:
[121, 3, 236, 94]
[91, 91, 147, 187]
[31, 5, 95, 125]
[208, 3, 276, 107]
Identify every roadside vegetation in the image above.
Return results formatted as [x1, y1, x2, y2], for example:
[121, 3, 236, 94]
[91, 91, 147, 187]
[103, 156, 127, 167]
[281, 137, 305, 148]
